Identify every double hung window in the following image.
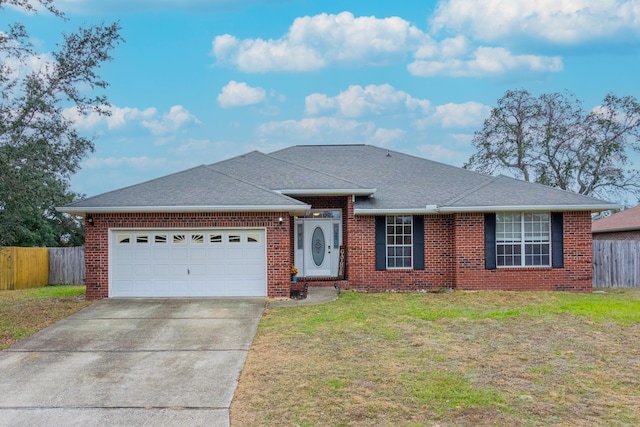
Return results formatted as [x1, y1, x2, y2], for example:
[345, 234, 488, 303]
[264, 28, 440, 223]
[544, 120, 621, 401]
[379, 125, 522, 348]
[496, 213, 551, 267]
[386, 215, 413, 268]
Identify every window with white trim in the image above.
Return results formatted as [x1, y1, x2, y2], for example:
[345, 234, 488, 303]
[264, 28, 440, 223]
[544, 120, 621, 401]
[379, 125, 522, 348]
[496, 213, 550, 267]
[386, 215, 412, 268]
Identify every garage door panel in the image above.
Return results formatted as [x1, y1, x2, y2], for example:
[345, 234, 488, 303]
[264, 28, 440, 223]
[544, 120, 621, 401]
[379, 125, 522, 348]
[111, 229, 266, 297]
[133, 248, 152, 261]
[134, 264, 152, 276]
[153, 248, 170, 261]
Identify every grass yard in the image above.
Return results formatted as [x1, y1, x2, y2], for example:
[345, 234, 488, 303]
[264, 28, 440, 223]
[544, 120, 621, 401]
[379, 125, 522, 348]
[231, 289, 640, 427]
[0, 285, 92, 350]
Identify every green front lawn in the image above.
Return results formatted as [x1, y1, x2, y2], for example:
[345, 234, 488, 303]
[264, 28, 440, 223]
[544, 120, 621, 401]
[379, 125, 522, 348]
[231, 289, 640, 426]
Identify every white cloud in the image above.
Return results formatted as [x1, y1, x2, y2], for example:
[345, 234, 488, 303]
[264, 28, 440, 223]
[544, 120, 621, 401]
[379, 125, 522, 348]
[141, 105, 201, 135]
[1, 52, 54, 80]
[408, 46, 563, 77]
[63, 106, 157, 130]
[211, 10, 574, 77]
[430, 0, 640, 45]
[305, 84, 431, 118]
[212, 11, 427, 72]
[217, 81, 266, 108]
[413, 101, 491, 129]
[259, 117, 405, 147]
[172, 139, 212, 154]
[82, 156, 168, 170]
[259, 117, 371, 139]
[417, 144, 464, 163]
[371, 128, 405, 146]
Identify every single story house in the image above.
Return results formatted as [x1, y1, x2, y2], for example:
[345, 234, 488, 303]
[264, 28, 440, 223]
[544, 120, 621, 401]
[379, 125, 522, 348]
[592, 205, 640, 240]
[60, 145, 616, 299]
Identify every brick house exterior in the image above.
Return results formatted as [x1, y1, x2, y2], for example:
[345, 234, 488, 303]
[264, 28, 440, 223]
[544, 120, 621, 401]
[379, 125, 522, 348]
[65, 145, 614, 299]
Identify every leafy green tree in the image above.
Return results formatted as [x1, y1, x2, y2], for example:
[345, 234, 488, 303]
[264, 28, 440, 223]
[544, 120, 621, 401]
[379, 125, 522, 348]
[465, 89, 640, 202]
[0, 0, 122, 246]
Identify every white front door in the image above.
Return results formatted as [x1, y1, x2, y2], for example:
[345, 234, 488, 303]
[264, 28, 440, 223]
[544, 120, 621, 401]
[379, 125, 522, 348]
[305, 220, 332, 276]
[295, 216, 342, 277]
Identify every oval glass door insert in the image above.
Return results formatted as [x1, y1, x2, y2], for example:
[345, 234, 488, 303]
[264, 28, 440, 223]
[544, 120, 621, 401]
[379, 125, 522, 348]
[312, 227, 325, 266]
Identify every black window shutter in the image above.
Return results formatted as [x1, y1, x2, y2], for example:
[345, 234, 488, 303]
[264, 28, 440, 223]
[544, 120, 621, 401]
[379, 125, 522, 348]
[551, 212, 564, 268]
[375, 216, 386, 271]
[484, 213, 497, 270]
[413, 215, 425, 270]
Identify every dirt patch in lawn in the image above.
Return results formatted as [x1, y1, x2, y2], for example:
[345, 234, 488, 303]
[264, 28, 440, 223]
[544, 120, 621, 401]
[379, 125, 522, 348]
[0, 286, 93, 350]
[231, 289, 640, 426]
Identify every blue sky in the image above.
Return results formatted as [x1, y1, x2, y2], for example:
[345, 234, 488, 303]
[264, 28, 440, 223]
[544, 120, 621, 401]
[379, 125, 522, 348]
[11, 0, 640, 197]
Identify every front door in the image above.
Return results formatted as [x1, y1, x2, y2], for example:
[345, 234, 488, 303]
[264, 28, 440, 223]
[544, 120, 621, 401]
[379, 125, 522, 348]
[294, 211, 342, 277]
[304, 220, 332, 276]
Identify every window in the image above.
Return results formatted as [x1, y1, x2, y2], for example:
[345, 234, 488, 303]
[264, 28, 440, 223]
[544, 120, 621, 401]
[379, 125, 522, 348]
[229, 235, 241, 243]
[136, 235, 149, 244]
[210, 234, 222, 243]
[117, 234, 131, 244]
[386, 215, 412, 268]
[191, 234, 204, 244]
[154, 234, 167, 244]
[496, 213, 550, 267]
[247, 234, 260, 243]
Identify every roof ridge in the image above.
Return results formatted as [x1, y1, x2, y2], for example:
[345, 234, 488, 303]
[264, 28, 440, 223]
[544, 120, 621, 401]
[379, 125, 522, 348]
[255, 150, 369, 189]
[202, 164, 306, 205]
[441, 175, 500, 206]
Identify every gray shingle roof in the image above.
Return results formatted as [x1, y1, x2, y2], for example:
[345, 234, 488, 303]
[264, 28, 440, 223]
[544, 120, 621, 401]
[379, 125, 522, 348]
[208, 151, 371, 193]
[62, 165, 308, 213]
[270, 145, 614, 212]
[60, 144, 616, 214]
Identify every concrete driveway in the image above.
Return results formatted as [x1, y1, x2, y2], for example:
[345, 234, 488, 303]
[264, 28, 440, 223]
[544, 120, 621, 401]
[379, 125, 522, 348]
[0, 298, 265, 427]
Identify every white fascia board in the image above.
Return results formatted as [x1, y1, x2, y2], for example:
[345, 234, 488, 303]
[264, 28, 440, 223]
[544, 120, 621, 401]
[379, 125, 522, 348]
[437, 204, 620, 213]
[277, 188, 376, 196]
[56, 204, 312, 216]
[354, 207, 440, 215]
[355, 203, 619, 215]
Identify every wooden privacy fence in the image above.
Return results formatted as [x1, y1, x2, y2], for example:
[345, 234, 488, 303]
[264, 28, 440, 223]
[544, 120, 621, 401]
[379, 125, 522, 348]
[0, 246, 85, 290]
[0, 247, 49, 290]
[593, 240, 640, 288]
[49, 246, 85, 285]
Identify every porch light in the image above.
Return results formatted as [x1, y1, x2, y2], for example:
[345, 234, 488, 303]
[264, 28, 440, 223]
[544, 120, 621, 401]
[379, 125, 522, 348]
[86, 215, 94, 226]
[278, 217, 283, 225]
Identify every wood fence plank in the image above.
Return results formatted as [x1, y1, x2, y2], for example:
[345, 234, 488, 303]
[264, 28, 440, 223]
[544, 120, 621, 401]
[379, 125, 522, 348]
[593, 240, 640, 288]
[48, 247, 85, 285]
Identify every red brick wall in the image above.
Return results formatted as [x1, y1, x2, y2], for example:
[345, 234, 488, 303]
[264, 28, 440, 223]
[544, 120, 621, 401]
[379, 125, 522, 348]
[85, 208, 593, 299]
[84, 211, 290, 300]
[453, 211, 592, 292]
[344, 211, 592, 293]
[345, 214, 455, 291]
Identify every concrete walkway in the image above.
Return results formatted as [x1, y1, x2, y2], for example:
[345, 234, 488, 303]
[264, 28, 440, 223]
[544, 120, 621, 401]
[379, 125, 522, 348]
[0, 298, 265, 427]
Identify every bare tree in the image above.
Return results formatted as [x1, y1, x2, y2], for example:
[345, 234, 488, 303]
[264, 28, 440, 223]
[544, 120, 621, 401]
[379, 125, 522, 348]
[465, 89, 640, 202]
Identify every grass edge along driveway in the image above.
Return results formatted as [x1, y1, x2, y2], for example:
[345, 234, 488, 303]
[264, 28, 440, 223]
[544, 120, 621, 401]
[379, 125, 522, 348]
[0, 285, 92, 350]
[231, 289, 640, 427]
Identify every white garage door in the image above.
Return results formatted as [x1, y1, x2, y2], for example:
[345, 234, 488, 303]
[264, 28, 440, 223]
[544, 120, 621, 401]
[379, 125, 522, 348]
[110, 229, 266, 297]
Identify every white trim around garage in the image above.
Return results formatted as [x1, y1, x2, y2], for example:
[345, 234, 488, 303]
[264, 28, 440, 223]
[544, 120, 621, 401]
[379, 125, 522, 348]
[108, 227, 268, 297]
